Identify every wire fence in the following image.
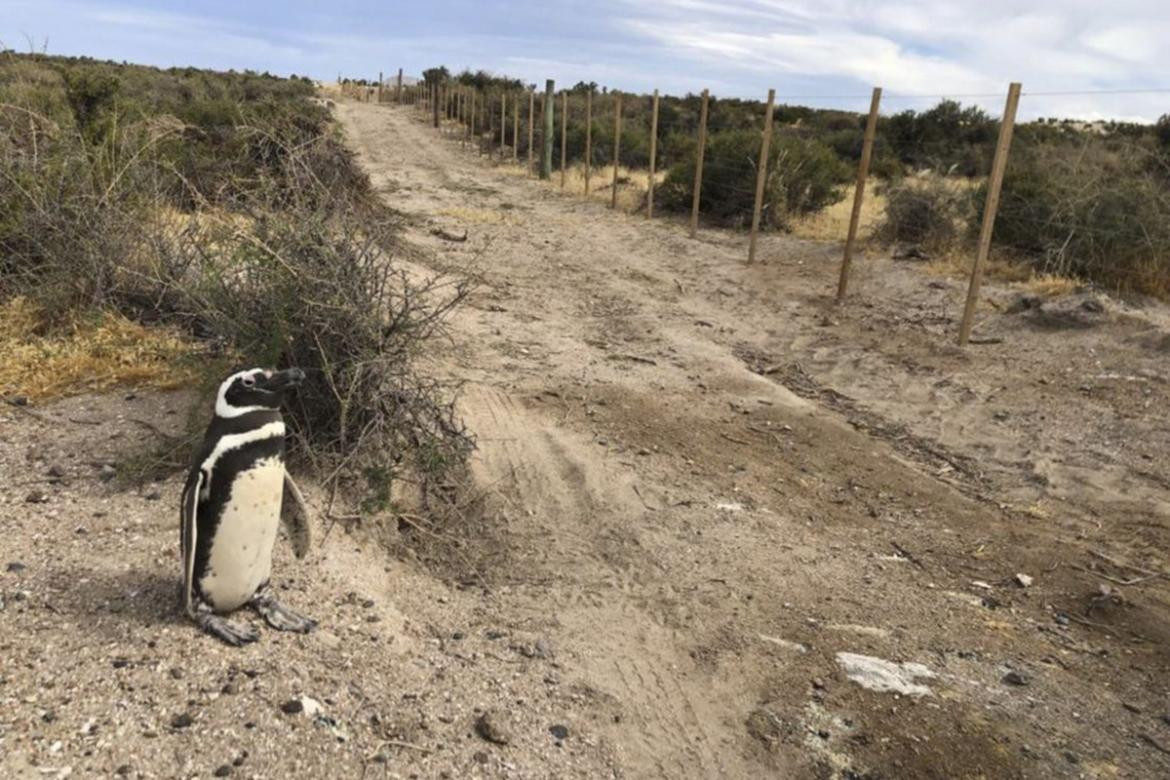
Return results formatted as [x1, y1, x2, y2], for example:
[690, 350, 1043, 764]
[367, 72, 1169, 345]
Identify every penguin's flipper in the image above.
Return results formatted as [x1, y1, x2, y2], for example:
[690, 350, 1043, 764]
[179, 467, 204, 617]
[281, 472, 313, 559]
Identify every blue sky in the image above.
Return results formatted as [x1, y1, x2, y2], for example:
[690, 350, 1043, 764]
[3, 1, 1168, 121]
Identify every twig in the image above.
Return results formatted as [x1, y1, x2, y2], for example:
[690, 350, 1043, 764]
[632, 483, 659, 511]
[1089, 549, 1165, 578]
[1072, 565, 1160, 587]
[1139, 733, 1170, 756]
[367, 739, 432, 757]
[430, 228, 468, 242]
[608, 354, 658, 366]
[720, 432, 751, 446]
[129, 418, 181, 441]
[891, 541, 927, 570]
[1062, 612, 1112, 630]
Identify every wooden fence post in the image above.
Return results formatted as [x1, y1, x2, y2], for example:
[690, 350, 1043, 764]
[469, 90, 476, 149]
[541, 79, 555, 179]
[396, 68, 403, 102]
[527, 89, 535, 171]
[432, 84, 440, 128]
[689, 88, 710, 239]
[378, 71, 383, 103]
[748, 88, 777, 264]
[958, 82, 1022, 346]
[499, 92, 506, 160]
[584, 89, 593, 194]
[560, 90, 568, 189]
[647, 88, 659, 218]
[512, 93, 520, 161]
[836, 87, 883, 298]
[611, 93, 623, 209]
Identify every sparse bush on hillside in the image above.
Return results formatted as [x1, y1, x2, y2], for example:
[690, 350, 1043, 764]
[0, 53, 473, 505]
[988, 137, 1170, 296]
[659, 130, 849, 228]
[875, 174, 975, 253]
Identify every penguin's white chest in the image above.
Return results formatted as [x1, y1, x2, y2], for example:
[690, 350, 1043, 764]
[200, 456, 284, 612]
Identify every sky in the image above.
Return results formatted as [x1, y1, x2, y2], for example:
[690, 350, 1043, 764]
[3, 0, 1168, 122]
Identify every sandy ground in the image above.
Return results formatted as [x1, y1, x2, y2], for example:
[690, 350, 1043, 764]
[3, 99, 1170, 779]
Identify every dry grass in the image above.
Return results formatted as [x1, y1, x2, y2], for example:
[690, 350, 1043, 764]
[0, 297, 208, 402]
[434, 206, 517, 225]
[789, 185, 887, 242]
[925, 253, 1083, 297]
[491, 157, 662, 213]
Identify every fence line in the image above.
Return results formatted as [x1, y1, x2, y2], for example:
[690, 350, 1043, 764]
[381, 70, 1158, 344]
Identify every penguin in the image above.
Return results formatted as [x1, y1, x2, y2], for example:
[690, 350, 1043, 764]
[179, 367, 316, 646]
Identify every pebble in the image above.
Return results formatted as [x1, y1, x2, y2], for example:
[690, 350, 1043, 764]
[25, 490, 49, 504]
[169, 668, 183, 680]
[171, 712, 194, 729]
[213, 765, 232, 777]
[99, 465, 117, 483]
[6, 561, 26, 573]
[549, 724, 569, 740]
[144, 490, 162, 501]
[475, 711, 510, 745]
[281, 699, 304, 715]
[1003, 671, 1031, 687]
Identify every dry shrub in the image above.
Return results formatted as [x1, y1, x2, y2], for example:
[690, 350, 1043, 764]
[990, 137, 1170, 298]
[875, 173, 975, 252]
[1, 56, 474, 509]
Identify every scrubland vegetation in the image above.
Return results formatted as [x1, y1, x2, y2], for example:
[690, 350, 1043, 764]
[0, 52, 472, 505]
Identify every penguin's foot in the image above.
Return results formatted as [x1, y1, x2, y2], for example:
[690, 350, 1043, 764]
[250, 587, 317, 634]
[196, 611, 259, 647]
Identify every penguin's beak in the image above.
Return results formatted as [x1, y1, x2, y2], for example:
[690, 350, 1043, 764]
[265, 368, 306, 392]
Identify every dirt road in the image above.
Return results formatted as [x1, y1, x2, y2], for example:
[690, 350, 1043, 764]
[3, 99, 1169, 779]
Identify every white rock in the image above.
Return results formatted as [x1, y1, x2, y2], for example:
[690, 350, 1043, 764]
[836, 652, 935, 697]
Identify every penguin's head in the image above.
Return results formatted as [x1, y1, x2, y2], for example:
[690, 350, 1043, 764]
[215, 367, 305, 418]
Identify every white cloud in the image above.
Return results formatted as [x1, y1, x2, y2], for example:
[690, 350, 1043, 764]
[616, 0, 1170, 120]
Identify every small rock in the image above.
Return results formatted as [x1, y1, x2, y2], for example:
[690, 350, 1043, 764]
[1014, 573, 1034, 588]
[1002, 671, 1030, 687]
[473, 751, 489, 764]
[112, 659, 130, 669]
[115, 766, 132, 776]
[475, 711, 510, 745]
[6, 395, 28, 406]
[5, 562, 26, 573]
[171, 712, 194, 729]
[221, 681, 240, 696]
[213, 765, 232, 778]
[144, 490, 162, 501]
[98, 465, 116, 483]
[25, 490, 48, 504]
[535, 638, 553, 657]
[549, 724, 569, 740]
[280, 699, 304, 715]
[47, 464, 66, 479]
[169, 668, 183, 680]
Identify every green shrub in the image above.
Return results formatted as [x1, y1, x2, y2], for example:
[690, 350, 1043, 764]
[875, 174, 974, 251]
[659, 129, 849, 228]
